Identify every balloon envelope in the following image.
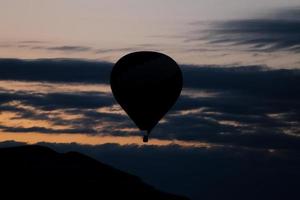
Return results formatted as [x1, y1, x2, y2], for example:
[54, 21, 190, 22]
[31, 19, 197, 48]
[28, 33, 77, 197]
[110, 51, 183, 134]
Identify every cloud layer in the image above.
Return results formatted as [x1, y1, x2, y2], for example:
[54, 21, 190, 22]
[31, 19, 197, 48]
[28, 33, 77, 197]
[191, 8, 300, 52]
[0, 59, 299, 150]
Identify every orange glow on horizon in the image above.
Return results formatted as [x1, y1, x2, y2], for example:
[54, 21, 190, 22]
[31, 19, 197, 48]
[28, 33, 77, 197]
[0, 132, 214, 148]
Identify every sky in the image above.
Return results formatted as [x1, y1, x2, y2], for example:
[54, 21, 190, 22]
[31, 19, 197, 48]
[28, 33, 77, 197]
[1, 0, 300, 67]
[0, 1, 300, 200]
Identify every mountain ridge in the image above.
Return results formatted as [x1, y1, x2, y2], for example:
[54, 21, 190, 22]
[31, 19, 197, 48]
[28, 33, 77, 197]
[0, 145, 189, 200]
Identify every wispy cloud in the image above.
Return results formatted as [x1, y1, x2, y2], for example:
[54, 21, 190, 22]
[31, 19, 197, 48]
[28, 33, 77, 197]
[95, 47, 138, 54]
[46, 45, 92, 52]
[0, 40, 159, 54]
[18, 40, 46, 44]
[189, 8, 300, 52]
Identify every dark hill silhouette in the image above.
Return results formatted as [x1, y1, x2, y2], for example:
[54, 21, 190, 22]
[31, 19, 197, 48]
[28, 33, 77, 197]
[0, 145, 188, 200]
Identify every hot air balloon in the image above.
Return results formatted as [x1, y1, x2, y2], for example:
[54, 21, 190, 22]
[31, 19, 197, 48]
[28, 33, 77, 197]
[110, 51, 183, 142]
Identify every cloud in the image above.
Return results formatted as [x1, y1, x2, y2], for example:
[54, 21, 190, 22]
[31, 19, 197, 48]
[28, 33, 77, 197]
[46, 45, 92, 52]
[182, 65, 300, 99]
[0, 125, 95, 134]
[1, 59, 300, 100]
[1, 57, 300, 199]
[270, 7, 300, 21]
[0, 40, 156, 54]
[191, 8, 300, 52]
[0, 91, 113, 110]
[0, 58, 112, 83]
[95, 47, 138, 54]
[18, 40, 45, 44]
[0, 59, 300, 150]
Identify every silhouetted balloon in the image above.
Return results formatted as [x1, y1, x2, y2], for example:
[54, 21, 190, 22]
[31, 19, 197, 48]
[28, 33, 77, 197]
[110, 51, 183, 142]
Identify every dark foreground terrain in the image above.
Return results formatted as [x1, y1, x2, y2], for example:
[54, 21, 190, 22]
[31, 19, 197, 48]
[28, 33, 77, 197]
[0, 145, 188, 199]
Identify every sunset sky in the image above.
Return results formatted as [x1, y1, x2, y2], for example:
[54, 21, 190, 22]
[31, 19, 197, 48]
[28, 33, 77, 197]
[1, 1, 300, 199]
[1, 0, 300, 67]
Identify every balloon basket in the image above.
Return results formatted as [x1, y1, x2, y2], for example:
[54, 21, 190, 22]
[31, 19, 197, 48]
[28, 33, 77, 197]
[142, 130, 149, 143]
[143, 135, 149, 143]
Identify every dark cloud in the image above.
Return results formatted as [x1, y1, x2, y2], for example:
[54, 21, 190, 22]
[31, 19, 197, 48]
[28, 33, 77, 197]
[0, 125, 95, 134]
[182, 65, 300, 99]
[46, 45, 92, 52]
[0, 91, 113, 110]
[25, 92, 113, 110]
[0, 59, 300, 150]
[0, 58, 112, 83]
[1, 59, 300, 100]
[191, 8, 300, 52]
